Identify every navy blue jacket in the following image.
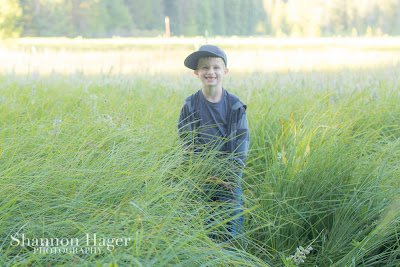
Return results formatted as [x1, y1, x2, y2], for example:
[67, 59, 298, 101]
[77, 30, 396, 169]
[178, 89, 250, 168]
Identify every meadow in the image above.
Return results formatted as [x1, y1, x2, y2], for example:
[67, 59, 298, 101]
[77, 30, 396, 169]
[0, 38, 399, 266]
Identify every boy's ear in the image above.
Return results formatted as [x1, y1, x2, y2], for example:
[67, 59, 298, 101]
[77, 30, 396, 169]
[194, 70, 198, 76]
[225, 68, 229, 74]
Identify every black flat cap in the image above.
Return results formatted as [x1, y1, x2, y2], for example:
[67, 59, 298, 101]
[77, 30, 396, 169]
[184, 45, 227, 70]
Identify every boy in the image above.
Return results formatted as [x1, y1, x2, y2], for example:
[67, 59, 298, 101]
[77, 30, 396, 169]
[177, 45, 250, 240]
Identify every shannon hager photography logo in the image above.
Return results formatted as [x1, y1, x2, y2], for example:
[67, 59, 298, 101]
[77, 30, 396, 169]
[11, 233, 131, 254]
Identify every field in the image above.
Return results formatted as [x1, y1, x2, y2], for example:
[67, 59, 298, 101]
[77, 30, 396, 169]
[2, 37, 400, 74]
[0, 38, 400, 266]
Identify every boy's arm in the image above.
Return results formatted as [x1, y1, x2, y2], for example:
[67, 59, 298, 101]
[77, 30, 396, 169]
[177, 100, 194, 147]
[233, 106, 250, 168]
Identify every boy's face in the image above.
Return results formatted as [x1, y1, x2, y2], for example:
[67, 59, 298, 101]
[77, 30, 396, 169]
[194, 57, 229, 91]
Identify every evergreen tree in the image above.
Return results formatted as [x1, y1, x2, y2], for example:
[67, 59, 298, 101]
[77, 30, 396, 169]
[182, 0, 197, 36]
[68, 0, 103, 37]
[224, 0, 242, 35]
[242, 0, 265, 35]
[378, 0, 398, 35]
[327, 0, 350, 35]
[262, 0, 275, 35]
[125, 0, 163, 32]
[103, 0, 133, 36]
[255, 0, 266, 34]
[211, 0, 226, 36]
[269, 0, 290, 36]
[163, 0, 184, 35]
[81, 0, 111, 37]
[196, 0, 212, 36]
[240, 0, 250, 35]
[32, 1, 73, 37]
[65, 0, 132, 37]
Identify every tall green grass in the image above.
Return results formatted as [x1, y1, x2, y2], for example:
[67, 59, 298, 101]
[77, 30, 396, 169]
[0, 67, 399, 266]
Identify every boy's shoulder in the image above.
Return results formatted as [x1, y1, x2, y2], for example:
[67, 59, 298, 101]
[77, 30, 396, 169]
[181, 90, 199, 111]
[183, 90, 199, 102]
[226, 90, 246, 111]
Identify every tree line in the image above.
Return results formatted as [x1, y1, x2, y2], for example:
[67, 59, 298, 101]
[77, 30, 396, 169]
[1, 0, 400, 39]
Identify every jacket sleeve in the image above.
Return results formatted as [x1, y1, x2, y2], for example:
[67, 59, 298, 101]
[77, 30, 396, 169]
[178, 101, 189, 136]
[232, 106, 250, 168]
[177, 100, 194, 147]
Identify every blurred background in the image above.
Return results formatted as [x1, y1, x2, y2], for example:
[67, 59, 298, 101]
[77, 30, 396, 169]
[3, 0, 400, 38]
[1, 0, 400, 74]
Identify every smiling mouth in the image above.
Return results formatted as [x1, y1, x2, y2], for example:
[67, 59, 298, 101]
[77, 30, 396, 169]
[206, 77, 216, 81]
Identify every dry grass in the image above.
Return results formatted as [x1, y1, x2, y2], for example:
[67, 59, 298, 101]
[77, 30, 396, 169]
[1, 37, 400, 74]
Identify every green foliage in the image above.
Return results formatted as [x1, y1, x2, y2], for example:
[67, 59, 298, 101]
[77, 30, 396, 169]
[29, 0, 73, 37]
[331, 0, 349, 34]
[196, 0, 212, 36]
[6, 0, 400, 37]
[181, 0, 197, 37]
[224, 0, 242, 36]
[211, 0, 226, 36]
[83, 0, 111, 37]
[0, 0, 22, 39]
[124, 0, 163, 31]
[163, 0, 183, 36]
[103, 0, 133, 36]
